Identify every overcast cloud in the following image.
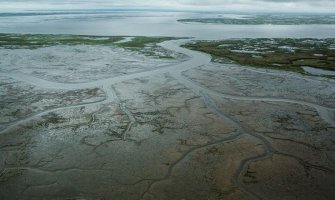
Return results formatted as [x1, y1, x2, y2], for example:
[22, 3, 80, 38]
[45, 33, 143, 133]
[0, 0, 334, 13]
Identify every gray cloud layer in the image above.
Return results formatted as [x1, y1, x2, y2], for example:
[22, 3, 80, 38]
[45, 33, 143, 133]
[0, 0, 334, 12]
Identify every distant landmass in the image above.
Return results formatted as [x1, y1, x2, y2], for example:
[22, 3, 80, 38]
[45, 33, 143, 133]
[178, 14, 335, 25]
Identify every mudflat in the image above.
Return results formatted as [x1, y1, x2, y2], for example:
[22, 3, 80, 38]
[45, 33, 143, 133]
[0, 34, 334, 200]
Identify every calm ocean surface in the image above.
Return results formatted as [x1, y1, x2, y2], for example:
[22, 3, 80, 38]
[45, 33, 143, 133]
[0, 10, 335, 39]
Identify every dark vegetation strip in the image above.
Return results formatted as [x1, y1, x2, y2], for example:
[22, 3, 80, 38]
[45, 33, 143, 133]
[0, 33, 124, 48]
[0, 33, 177, 49]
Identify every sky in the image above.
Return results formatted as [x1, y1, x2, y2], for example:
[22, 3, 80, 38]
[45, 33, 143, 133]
[0, 0, 334, 13]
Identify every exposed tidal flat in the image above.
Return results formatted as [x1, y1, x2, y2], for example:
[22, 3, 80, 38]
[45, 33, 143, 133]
[0, 33, 334, 199]
[1, 11, 335, 199]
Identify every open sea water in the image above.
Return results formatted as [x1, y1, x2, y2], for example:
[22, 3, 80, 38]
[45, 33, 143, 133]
[0, 10, 335, 39]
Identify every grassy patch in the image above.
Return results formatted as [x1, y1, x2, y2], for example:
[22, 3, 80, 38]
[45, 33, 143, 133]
[115, 36, 179, 59]
[183, 38, 335, 75]
[115, 36, 176, 48]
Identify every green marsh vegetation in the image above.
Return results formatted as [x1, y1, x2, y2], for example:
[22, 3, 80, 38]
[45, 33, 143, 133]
[0, 34, 179, 59]
[0, 34, 124, 48]
[183, 38, 335, 76]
